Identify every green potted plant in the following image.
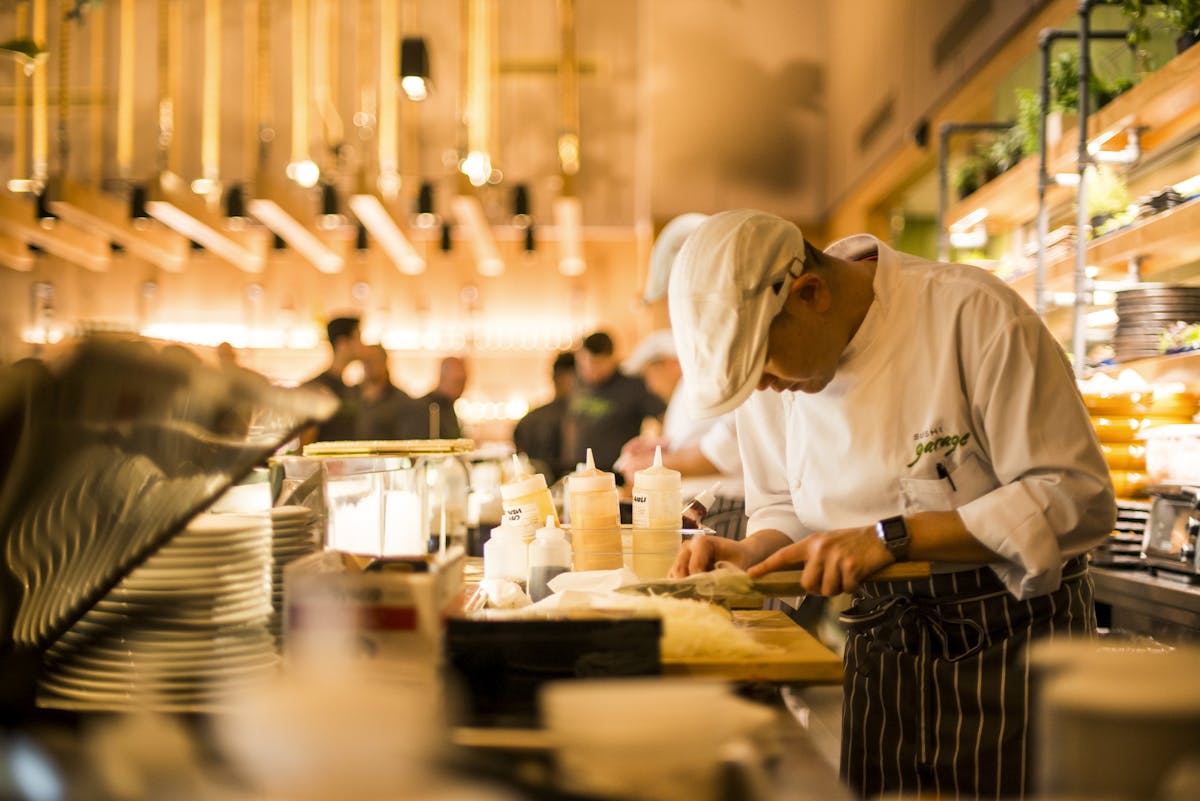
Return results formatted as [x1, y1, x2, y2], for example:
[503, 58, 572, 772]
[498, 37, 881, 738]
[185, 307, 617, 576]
[1162, 0, 1200, 51]
[953, 154, 985, 201]
[1119, 0, 1158, 70]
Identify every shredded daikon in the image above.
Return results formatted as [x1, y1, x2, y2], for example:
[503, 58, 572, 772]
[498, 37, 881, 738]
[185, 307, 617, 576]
[598, 594, 780, 660]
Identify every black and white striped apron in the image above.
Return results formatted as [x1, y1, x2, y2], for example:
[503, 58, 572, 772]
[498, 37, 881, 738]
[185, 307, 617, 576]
[838, 556, 1094, 800]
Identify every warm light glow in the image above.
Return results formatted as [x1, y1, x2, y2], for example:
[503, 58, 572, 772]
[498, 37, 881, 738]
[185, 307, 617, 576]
[456, 397, 531, 424]
[558, 133, 580, 176]
[191, 178, 216, 196]
[1086, 308, 1119, 327]
[948, 226, 987, 250]
[452, 194, 504, 276]
[139, 322, 321, 350]
[401, 75, 429, 101]
[460, 151, 492, 188]
[553, 195, 585, 276]
[248, 198, 344, 274]
[1174, 172, 1200, 197]
[145, 200, 264, 272]
[949, 207, 988, 233]
[348, 194, 426, 275]
[1053, 173, 1080, 187]
[285, 159, 321, 188]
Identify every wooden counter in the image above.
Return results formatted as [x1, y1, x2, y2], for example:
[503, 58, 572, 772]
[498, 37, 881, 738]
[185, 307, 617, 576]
[663, 609, 843, 684]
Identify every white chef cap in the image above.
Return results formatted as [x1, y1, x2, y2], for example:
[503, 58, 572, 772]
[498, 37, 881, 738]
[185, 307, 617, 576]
[643, 213, 710, 303]
[622, 329, 677, 375]
[667, 209, 806, 418]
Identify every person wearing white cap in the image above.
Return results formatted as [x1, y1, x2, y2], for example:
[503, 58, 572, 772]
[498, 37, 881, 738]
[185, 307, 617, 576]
[667, 209, 1114, 799]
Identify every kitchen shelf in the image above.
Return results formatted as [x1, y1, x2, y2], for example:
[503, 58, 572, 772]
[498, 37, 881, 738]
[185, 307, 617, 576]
[946, 43, 1200, 230]
[1094, 349, 1200, 384]
[1011, 195, 1200, 295]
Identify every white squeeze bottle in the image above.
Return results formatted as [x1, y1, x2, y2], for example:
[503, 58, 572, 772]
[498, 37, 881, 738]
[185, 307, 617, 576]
[527, 516, 572, 602]
[630, 446, 682, 579]
[483, 519, 530, 590]
[500, 454, 559, 539]
[566, 448, 623, 571]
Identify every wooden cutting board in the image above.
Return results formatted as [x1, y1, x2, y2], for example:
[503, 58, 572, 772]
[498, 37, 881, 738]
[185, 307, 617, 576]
[661, 609, 843, 684]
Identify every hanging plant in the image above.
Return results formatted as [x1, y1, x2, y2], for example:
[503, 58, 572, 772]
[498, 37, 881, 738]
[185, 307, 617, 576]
[1162, 0, 1200, 50]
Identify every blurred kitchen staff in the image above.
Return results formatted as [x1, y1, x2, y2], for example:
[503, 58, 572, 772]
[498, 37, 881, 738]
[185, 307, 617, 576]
[668, 210, 1114, 799]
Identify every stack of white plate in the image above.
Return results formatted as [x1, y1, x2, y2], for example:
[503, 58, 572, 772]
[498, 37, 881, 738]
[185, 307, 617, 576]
[269, 505, 319, 638]
[37, 513, 277, 713]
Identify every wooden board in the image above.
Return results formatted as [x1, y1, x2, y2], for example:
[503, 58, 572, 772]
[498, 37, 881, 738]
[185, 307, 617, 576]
[661, 610, 843, 684]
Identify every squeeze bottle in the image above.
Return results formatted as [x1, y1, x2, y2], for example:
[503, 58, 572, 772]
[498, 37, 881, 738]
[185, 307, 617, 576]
[483, 519, 530, 589]
[500, 454, 559, 539]
[630, 446, 683, 579]
[566, 448, 623, 571]
[527, 516, 572, 602]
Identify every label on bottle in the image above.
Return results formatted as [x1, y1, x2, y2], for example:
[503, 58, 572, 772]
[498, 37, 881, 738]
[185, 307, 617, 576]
[503, 501, 541, 538]
[632, 493, 650, 529]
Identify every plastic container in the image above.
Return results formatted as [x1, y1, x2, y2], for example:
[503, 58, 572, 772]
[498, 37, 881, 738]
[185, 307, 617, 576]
[483, 520, 530, 589]
[630, 447, 682, 579]
[501, 454, 559, 538]
[566, 449, 623, 571]
[1139, 424, 1200, 484]
[527, 516, 572, 602]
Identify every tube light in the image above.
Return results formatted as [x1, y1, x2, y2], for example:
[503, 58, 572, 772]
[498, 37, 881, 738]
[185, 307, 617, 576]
[146, 199, 265, 272]
[949, 206, 988, 233]
[452, 194, 503, 276]
[554, 196, 585, 276]
[248, 198, 344, 274]
[49, 180, 189, 272]
[349, 194, 425, 275]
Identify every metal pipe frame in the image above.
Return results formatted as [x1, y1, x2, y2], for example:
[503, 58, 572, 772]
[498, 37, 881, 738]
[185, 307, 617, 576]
[936, 121, 1014, 263]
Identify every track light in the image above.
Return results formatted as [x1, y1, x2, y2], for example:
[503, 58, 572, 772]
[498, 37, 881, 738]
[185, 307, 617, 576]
[349, 193, 425, 275]
[512, 184, 530, 224]
[224, 184, 247, 230]
[415, 182, 437, 228]
[355, 222, 369, 252]
[129, 184, 149, 224]
[318, 182, 345, 230]
[440, 221, 452, 253]
[399, 37, 431, 101]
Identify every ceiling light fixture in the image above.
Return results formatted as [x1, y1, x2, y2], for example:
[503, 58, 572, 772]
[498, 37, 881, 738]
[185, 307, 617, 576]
[554, 195, 584, 276]
[248, 197, 344, 274]
[318, 182, 345, 230]
[0, 193, 111, 272]
[415, 181, 438, 228]
[399, 37, 431, 102]
[349, 193, 425, 275]
[453, 194, 503, 276]
[49, 179, 189, 272]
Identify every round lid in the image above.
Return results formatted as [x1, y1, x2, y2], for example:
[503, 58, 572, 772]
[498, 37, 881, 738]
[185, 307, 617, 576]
[633, 446, 681, 491]
[501, 454, 549, 499]
[567, 448, 615, 492]
[303, 438, 475, 457]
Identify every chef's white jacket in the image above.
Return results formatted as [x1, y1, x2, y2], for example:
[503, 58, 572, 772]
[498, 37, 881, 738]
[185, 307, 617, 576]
[735, 235, 1115, 599]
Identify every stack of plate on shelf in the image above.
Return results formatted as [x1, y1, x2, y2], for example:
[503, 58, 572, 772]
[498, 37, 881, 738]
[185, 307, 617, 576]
[269, 505, 320, 640]
[1092, 500, 1151, 568]
[1114, 285, 1200, 362]
[37, 513, 277, 713]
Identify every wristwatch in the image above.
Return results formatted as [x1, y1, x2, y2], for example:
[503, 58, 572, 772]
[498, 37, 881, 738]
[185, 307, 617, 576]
[876, 515, 910, 562]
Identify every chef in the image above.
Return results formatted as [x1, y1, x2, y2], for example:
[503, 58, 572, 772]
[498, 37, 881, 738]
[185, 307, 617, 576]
[667, 209, 1115, 799]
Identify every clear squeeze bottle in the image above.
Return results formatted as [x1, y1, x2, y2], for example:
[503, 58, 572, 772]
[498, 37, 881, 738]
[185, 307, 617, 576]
[483, 519, 530, 590]
[630, 446, 683, 579]
[527, 516, 572, 602]
[566, 448, 623, 571]
[681, 482, 721, 529]
[500, 454, 559, 539]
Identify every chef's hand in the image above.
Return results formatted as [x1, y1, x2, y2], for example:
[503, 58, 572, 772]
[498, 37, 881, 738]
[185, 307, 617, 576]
[668, 529, 795, 578]
[668, 533, 751, 577]
[746, 525, 895, 596]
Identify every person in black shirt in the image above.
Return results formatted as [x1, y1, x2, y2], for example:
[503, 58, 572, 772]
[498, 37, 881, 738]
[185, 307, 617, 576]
[301, 315, 362, 443]
[569, 331, 666, 476]
[354, 344, 418, 440]
[513, 351, 576, 482]
[417, 356, 467, 439]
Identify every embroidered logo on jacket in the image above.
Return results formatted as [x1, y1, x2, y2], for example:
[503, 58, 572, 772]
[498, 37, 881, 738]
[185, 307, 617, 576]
[906, 428, 971, 467]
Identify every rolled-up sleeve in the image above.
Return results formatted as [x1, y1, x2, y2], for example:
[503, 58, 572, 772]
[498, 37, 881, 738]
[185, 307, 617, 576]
[958, 309, 1115, 599]
[735, 394, 808, 541]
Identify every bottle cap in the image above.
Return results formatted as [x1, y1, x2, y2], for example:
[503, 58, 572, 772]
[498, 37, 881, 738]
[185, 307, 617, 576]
[567, 448, 616, 492]
[633, 446, 682, 491]
[488, 520, 527, 542]
[686, 482, 721, 514]
[501, 454, 549, 499]
[534, 514, 567, 542]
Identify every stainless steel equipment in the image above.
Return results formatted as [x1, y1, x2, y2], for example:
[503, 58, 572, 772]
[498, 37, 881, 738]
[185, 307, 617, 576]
[1142, 485, 1200, 581]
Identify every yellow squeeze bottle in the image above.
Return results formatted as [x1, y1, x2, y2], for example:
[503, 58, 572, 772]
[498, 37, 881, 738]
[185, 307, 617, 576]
[500, 455, 559, 540]
[566, 448, 623, 571]
[631, 446, 682, 579]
